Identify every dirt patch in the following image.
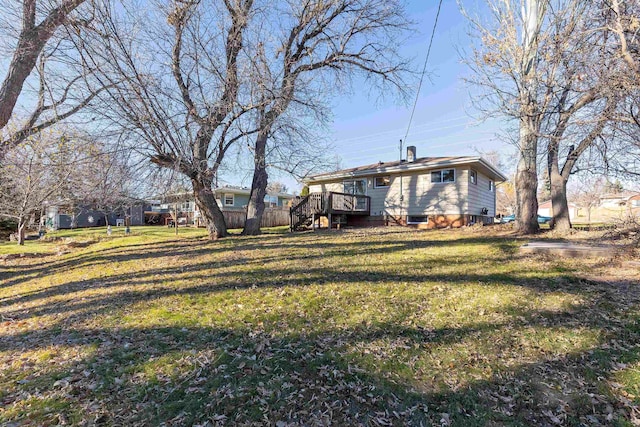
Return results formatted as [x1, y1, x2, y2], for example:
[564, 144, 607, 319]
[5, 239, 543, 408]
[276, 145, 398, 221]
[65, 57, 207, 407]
[0, 252, 52, 262]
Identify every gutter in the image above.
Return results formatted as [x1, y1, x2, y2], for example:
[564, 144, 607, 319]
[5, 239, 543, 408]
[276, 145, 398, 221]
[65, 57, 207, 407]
[306, 157, 509, 183]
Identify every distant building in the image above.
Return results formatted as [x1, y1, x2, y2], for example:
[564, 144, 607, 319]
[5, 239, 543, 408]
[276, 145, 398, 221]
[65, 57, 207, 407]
[45, 200, 145, 230]
[537, 200, 579, 221]
[214, 186, 295, 210]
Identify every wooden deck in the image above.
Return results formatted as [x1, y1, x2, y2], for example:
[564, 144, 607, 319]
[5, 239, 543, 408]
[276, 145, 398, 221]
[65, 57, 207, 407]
[290, 192, 370, 231]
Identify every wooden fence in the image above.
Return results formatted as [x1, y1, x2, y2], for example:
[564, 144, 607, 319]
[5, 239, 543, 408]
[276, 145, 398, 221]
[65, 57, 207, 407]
[222, 207, 290, 229]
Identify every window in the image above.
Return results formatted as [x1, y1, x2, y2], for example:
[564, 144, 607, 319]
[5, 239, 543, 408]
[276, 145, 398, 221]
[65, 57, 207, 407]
[632, 199, 640, 208]
[407, 215, 429, 224]
[489, 181, 494, 192]
[264, 195, 278, 207]
[343, 179, 367, 195]
[374, 176, 391, 188]
[470, 169, 477, 185]
[431, 169, 455, 183]
[224, 194, 234, 206]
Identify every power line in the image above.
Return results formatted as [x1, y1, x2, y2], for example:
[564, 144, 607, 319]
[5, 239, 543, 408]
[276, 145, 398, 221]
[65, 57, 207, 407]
[338, 121, 471, 151]
[342, 137, 502, 164]
[403, 0, 444, 145]
[334, 114, 470, 148]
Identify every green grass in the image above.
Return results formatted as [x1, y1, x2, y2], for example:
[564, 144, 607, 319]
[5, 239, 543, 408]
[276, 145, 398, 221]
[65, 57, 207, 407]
[1, 226, 639, 425]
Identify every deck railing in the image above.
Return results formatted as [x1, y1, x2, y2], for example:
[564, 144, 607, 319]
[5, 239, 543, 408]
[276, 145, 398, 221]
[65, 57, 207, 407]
[290, 191, 371, 230]
[327, 192, 370, 214]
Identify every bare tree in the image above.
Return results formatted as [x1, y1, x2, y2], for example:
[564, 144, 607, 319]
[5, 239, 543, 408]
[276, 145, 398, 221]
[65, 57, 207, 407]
[537, 2, 629, 231]
[81, 0, 257, 239]
[462, 0, 549, 234]
[241, 0, 410, 235]
[463, 0, 639, 233]
[1, 37, 117, 159]
[0, 132, 84, 244]
[0, 0, 88, 137]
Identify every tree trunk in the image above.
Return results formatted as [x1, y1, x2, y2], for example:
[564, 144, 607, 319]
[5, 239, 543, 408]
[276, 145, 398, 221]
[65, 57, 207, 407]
[549, 165, 571, 232]
[513, 0, 545, 235]
[17, 219, 26, 246]
[243, 130, 269, 236]
[0, 0, 85, 134]
[515, 119, 540, 234]
[192, 176, 227, 239]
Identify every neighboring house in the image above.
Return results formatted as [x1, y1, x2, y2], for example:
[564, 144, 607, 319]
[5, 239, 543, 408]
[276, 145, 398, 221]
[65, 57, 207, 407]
[145, 195, 196, 226]
[295, 147, 507, 230]
[538, 200, 579, 221]
[598, 191, 640, 208]
[45, 202, 145, 230]
[589, 191, 640, 221]
[145, 188, 296, 228]
[214, 186, 295, 210]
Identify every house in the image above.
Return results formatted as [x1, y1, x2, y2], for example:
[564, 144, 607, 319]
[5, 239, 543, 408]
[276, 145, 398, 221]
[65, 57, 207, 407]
[590, 191, 640, 221]
[538, 200, 579, 221]
[294, 146, 507, 230]
[145, 195, 196, 226]
[45, 201, 145, 230]
[145, 188, 296, 228]
[214, 186, 295, 210]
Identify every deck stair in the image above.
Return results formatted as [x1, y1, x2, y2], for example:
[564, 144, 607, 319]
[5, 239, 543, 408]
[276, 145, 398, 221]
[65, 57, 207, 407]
[289, 192, 370, 231]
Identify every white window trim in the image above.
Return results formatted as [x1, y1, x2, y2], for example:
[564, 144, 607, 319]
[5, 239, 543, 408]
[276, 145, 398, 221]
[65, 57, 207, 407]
[374, 175, 391, 189]
[343, 179, 368, 195]
[430, 168, 456, 184]
[407, 215, 429, 224]
[470, 169, 477, 185]
[224, 193, 234, 206]
[489, 181, 495, 192]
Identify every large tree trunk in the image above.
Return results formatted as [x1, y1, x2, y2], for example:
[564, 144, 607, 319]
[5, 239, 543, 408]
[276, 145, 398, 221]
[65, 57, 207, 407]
[243, 130, 269, 236]
[515, 118, 540, 234]
[549, 171, 571, 231]
[514, 0, 545, 235]
[192, 176, 227, 239]
[16, 219, 26, 246]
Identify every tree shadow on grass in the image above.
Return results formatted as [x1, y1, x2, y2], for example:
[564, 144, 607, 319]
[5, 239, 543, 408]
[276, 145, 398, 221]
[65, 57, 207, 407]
[1, 297, 639, 426]
[2, 230, 636, 424]
[0, 256, 599, 325]
[0, 231, 527, 297]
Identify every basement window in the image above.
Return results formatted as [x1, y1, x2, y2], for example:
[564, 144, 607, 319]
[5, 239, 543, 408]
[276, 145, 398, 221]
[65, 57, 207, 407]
[407, 215, 429, 224]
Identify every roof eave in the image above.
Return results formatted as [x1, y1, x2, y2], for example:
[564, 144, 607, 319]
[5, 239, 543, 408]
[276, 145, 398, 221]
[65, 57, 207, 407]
[306, 157, 508, 183]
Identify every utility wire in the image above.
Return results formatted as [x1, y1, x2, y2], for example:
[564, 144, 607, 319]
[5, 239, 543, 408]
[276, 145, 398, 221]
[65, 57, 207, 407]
[402, 0, 444, 145]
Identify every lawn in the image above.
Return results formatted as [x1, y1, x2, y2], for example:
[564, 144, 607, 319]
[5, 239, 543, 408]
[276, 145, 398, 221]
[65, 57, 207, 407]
[1, 226, 639, 426]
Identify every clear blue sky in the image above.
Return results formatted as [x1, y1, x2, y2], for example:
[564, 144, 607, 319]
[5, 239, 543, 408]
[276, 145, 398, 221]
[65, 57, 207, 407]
[253, 0, 513, 193]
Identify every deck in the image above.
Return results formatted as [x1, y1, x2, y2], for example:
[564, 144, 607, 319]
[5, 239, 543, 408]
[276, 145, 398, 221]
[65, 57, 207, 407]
[290, 192, 370, 230]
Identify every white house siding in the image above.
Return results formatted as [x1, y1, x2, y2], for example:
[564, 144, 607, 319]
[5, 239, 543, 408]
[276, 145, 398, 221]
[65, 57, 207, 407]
[308, 167, 470, 217]
[466, 169, 496, 217]
[308, 181, 344, 194]
[378, 169, 468, 217]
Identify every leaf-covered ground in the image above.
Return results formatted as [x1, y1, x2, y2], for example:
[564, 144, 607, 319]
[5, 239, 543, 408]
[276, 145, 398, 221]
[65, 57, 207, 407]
[1, 226, 639, 426]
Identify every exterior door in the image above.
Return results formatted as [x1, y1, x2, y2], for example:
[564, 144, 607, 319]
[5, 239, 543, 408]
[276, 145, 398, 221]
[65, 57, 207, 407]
[343, 179, 367, 210]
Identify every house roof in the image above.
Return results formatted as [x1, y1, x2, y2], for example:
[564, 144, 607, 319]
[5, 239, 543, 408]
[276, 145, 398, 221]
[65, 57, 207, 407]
[600, 191, 639, 200]
[306, 156, 508, 183]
